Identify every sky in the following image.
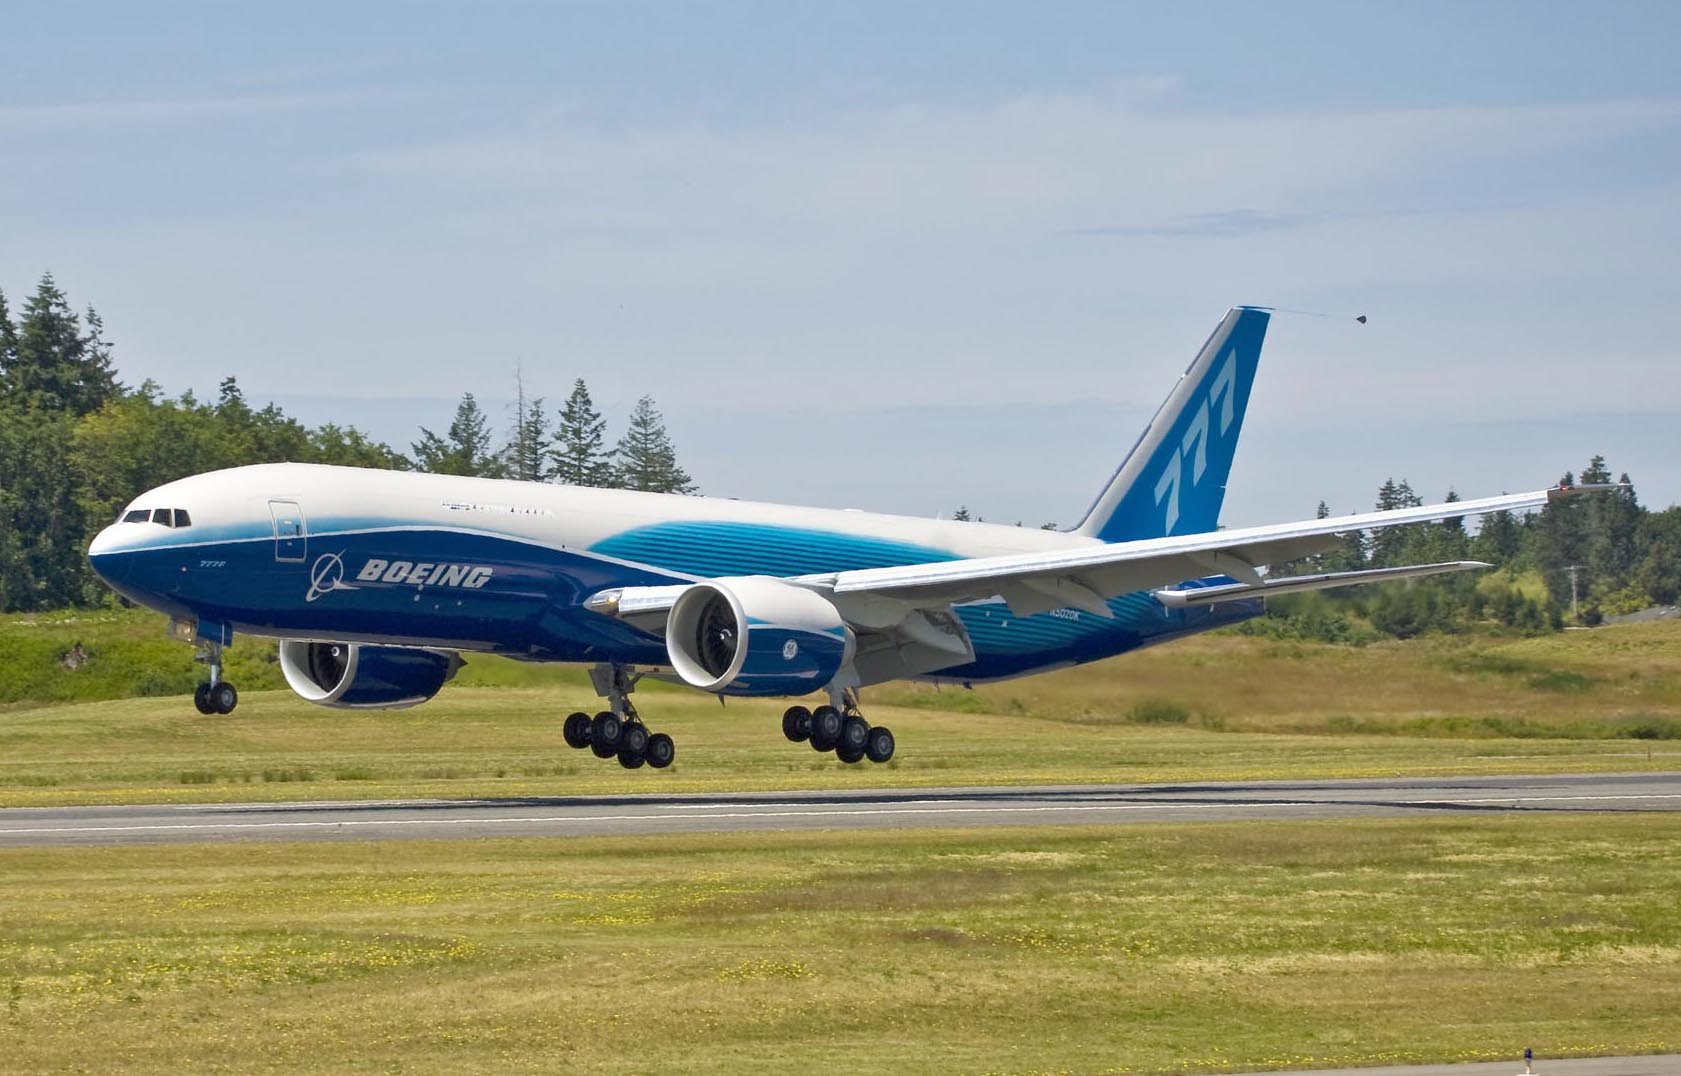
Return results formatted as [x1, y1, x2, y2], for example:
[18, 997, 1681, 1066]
[4, 1, 1679, 527]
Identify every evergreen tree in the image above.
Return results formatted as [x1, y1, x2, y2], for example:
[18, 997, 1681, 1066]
[1586, 468, 1641, 589]
[1635, 508, 1681, 606]
[0, 288, 18, 371]
[1535, 469, 1589, 605]
[412, 393, 507, 477]
[613, 395, 694, 494]
[1472, 509, 1523, 566]
[503, 367, 550, 482]
[550, 379, 612, 487]
[1369, 478, 1423, 567]
[952, 506, 972, 522]
[1, 274, 119, 415]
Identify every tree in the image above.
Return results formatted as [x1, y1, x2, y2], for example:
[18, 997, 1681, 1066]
[1369, 478, 1423, 567]
[613, 395, 694, 494]
[1535, 470, 1588, 605]
[550, 379, 612, 487]
[308, 424, 410, 470]
[1472, 509, 1523, 566]
[413, 393, 507, 477]
[0, 288, 18, 372]
[952, 506, 972, 522]
[503, 366, 550, 482]
[1635, 508, 1681, 606]
[0, 274, 119, 415]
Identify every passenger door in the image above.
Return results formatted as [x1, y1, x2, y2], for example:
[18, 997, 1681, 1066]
[269, 500, 307, 562]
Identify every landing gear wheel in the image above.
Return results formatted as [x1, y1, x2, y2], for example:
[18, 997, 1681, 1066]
[865, 725, 896, 764]
[590, 712, 623, 759]
[840, 714, 870, 753]
[193, 683, 216, 715]
[644, 733, 675, 769]
[209, 682, 238, 715]
[782, 705, 811, 743]
[836, 742, 866, 764]
[810, 705, 843, 751]
[620, 722, 650, 759]
[618, 747, 647, 769]
[563, 712, 592, 750]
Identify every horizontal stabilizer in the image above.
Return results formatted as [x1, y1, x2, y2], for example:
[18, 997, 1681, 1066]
[1153, 561, 1490, 608]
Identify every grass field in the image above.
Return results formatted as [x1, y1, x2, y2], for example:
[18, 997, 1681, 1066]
[0, 815, 1675, 1074]
[1, 615, 1678, 806]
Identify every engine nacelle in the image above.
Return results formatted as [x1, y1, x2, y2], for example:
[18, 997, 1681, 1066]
[278, 641, 461, 709]
[665, 576, 853, 697]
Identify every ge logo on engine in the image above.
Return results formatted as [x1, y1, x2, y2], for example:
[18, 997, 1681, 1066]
[782, 640, 799, 661]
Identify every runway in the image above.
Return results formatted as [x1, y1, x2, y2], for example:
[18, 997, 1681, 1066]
[0, 772, 1676, 848]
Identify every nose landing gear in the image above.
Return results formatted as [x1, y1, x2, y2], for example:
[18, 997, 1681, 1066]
[562, 665, 676, 771]
[782, 689, 893, 764]
[192, 641, 238, 715]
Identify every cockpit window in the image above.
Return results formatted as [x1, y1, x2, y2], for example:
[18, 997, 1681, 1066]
[122, 510, 149, 523]
[173, 509, 192, 528]
[152, 508, 174, 526]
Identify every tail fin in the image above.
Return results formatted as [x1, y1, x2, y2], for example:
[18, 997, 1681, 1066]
[1074, 306, 1270, 543]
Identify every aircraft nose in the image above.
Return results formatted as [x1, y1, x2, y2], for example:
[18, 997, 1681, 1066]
[87, 525, 132, 584]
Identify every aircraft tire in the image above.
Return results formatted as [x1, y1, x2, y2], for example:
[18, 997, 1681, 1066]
[193, 683, 216, 715]
[618, 747, 646, 769]
[836, 742, 866, 764]
[810, 705, 843, 751]
[839, 714, 869, 753]
[645, 733, 675, 769]
[620, 722, 650, 759]
[210, 682, 238, 715]
[782, 705, 811, 743]
[590, 712, 623, 759]
[562, 712, 592, 749]
[865, 726, 895, 764]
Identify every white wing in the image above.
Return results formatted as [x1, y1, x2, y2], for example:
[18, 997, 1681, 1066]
[808, 486, 1586, 616]
[589, 485, 1611, 623]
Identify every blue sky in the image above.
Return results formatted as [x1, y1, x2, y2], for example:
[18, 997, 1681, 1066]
[4, 2, 1678, 525]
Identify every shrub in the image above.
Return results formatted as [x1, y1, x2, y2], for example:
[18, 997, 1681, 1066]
[1128, 698, 1190, 725]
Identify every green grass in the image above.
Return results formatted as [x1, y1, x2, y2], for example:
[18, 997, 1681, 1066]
[0, 815, 1675, 1074]
[2, 615, 1680, 806]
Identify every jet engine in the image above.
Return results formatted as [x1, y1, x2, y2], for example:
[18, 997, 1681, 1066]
[665, 576, 853, 696]
[278, 641, 462, 709]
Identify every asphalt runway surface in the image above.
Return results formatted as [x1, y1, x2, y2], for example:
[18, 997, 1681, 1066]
[0, 772, 1677, 848]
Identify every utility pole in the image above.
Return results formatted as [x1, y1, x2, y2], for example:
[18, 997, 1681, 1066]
[1566, 564, 1583, 622]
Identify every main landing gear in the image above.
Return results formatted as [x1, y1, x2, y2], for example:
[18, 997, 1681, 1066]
[192, 641, 238, 715]
[782, 688, 894, 765]
[562, 664, 675, 770]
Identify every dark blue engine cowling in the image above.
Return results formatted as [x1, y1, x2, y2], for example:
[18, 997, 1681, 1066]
[665, 576, 854, 697]
[279, 640, 461, 709]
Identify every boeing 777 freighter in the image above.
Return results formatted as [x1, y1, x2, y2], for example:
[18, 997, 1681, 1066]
[87, 307, 1585, 770]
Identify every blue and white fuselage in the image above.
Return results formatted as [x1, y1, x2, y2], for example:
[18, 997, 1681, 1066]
[87, 464, 1258, 685]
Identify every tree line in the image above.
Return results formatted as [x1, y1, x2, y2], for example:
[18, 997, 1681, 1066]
[5, 275, 1678, 629]
[1255, 463, 1681, 639]
[0, 275, 694, 612]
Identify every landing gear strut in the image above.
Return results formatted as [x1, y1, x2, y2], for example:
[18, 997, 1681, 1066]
[192, 641, 238, 715]
[562, 664, 675, 770]
[783, 687, 893, 765]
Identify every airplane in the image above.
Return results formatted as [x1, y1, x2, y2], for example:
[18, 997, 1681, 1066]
[86, 306, 1591, 770]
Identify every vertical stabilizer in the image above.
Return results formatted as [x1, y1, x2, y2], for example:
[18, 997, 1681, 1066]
[1074, 306, 1270, 543]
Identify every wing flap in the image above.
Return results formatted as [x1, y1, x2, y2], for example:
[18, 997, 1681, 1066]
[1154, 561, 1489, 607]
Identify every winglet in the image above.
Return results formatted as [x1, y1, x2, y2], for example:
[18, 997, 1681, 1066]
[1547, 482, 1628, 501]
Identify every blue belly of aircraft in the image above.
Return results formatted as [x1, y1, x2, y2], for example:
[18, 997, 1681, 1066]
[101, 521, 1261, 683]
